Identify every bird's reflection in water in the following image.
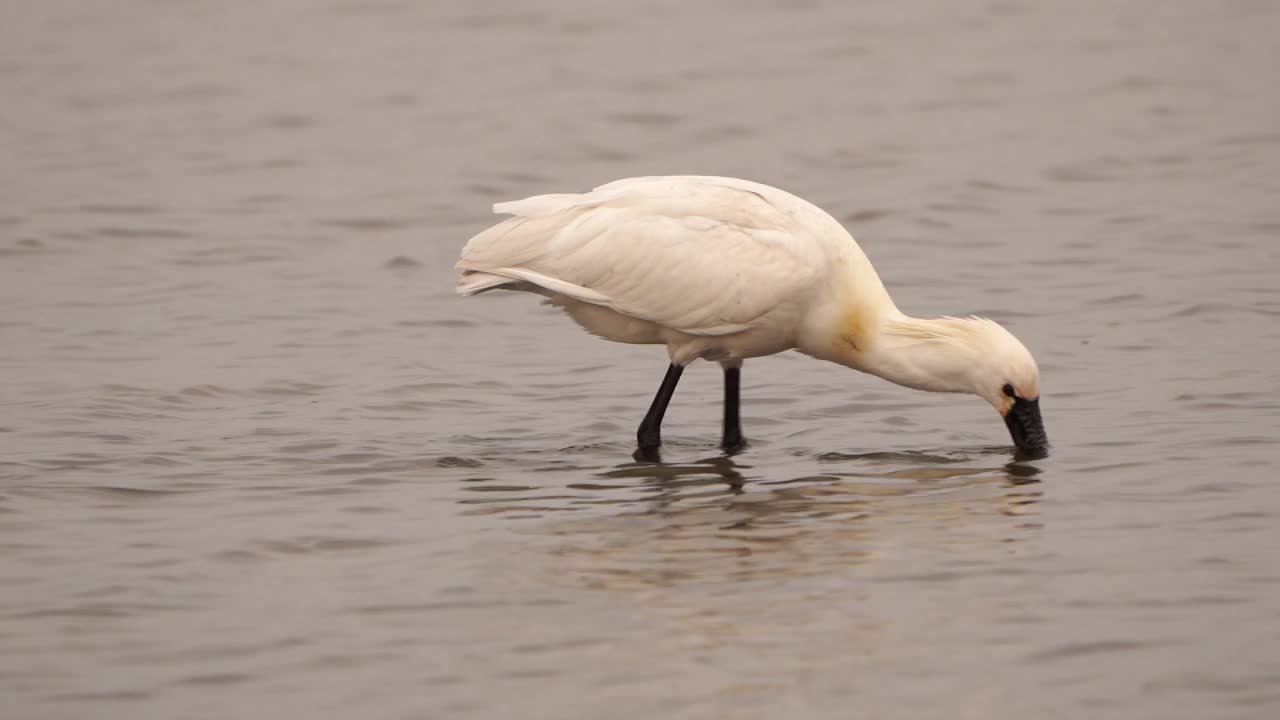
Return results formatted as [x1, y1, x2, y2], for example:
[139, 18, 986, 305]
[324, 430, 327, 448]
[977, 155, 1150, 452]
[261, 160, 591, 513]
[482, 445, 1047, 592]
[607, 453, 747, 508]
[448, 447, 1047, 666]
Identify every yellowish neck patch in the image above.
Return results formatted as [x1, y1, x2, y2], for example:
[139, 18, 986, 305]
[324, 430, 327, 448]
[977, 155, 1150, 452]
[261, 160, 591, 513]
[837, 302, 880, 356]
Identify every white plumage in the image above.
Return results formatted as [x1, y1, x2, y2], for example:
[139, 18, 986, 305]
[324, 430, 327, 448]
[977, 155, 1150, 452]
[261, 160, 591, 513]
[460, 176, 877, 363]
[457, 175, 1047, 453]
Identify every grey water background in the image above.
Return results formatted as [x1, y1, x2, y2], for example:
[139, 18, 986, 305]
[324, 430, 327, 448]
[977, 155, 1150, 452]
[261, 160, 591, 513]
[3, 1, 1279, 718]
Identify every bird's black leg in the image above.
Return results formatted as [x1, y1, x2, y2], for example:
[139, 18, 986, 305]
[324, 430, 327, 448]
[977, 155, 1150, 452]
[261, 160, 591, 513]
[721, 366, 746, 452]
[636, 363, 684, 453]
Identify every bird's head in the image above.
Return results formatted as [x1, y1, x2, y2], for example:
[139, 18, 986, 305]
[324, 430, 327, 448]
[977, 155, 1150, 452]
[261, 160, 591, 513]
[963, 319, 1047, 453]
[874, 315, 1048, 453]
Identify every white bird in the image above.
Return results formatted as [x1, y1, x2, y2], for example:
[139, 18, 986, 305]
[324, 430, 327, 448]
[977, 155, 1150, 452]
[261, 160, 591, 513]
[456, 175, 1046, 455]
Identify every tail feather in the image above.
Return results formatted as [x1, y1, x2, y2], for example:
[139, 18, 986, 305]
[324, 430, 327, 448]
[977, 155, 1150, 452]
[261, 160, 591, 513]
[461, 187, 610, 298]
[493, 193, 592, 218]
[456, 271, 515, 296]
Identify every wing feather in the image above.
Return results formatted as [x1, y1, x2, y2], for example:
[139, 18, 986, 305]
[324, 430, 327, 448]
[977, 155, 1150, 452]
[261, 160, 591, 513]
[457, 178, 828, 336]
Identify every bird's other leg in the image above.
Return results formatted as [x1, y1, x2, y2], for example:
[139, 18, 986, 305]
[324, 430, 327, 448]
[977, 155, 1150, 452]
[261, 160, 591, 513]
[636, 363, 684, 454]
[721, 363, 746, 452]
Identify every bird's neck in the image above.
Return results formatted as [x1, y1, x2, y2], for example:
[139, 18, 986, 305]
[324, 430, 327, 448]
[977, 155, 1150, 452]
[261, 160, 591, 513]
[814, 312, 982, 395]
[794, 252, 982, 395]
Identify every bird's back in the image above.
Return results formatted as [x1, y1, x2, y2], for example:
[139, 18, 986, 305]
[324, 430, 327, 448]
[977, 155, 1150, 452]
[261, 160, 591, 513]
[456, 176, 886, 341]
[491, 175, 846, 243]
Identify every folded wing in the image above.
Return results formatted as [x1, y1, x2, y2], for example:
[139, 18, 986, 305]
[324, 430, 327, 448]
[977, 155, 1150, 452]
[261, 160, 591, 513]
[457, 178, 824, 336]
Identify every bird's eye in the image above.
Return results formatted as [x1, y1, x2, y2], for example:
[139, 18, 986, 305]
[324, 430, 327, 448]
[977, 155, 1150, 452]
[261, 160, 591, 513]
[1002, 383, 1016, 398]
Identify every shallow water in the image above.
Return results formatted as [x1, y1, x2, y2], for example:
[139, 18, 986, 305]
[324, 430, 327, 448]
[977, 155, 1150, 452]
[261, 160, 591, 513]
[3, 1, 1280, 718]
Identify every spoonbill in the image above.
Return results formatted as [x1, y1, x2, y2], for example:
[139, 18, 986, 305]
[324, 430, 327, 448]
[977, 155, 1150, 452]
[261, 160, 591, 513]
[456, 175, 1046, 454]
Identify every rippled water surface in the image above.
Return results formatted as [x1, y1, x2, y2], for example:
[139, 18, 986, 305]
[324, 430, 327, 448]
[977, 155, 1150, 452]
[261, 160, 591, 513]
[4, 1, 1280, 718]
